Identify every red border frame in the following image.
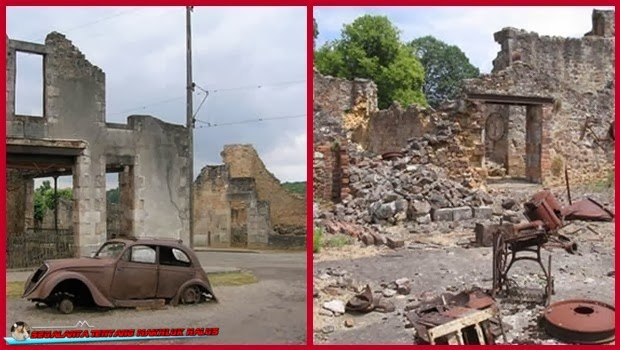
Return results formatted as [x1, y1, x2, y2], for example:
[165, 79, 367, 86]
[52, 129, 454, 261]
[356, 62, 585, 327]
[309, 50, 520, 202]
[3, 2, 618, 349]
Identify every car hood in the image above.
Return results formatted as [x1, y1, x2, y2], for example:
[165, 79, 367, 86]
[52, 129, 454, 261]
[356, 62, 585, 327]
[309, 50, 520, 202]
[44, 257, 115, 271]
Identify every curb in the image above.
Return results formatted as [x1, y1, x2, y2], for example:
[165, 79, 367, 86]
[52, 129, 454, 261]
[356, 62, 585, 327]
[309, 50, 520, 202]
[194, 248, 262, 254]
[205, 268, 243, 275]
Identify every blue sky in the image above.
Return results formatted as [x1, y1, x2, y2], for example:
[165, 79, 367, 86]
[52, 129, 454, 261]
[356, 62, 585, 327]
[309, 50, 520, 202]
[314, 6, 615, 73]
[7, 6, 307, 189]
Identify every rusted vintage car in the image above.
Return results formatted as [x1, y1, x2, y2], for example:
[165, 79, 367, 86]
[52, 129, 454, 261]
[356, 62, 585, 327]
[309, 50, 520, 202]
[23, 237, 217, 314]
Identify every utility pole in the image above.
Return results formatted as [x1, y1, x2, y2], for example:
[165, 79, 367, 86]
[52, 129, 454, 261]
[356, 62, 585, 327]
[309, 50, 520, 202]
[186, 6, 195, 248]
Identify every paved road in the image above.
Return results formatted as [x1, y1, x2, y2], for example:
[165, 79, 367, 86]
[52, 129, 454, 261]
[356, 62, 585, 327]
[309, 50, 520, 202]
[7, 251, 307, 345]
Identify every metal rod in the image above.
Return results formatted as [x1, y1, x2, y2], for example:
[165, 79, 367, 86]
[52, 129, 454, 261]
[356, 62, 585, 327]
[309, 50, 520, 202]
[564, 165, 572, 205]
[53, 175, 58, 232]
[186, 6, 194, 248]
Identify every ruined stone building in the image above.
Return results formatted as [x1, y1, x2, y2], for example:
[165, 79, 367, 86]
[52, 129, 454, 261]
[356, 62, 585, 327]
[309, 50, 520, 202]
[313, 9, 615, 203]
[6, 33, 191, 266]
[471, 9, 615, 185]
[193, 145, 307, 249]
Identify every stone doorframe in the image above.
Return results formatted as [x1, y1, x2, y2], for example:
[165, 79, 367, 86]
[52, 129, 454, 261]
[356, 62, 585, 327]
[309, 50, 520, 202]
[467, 93, 555, 184]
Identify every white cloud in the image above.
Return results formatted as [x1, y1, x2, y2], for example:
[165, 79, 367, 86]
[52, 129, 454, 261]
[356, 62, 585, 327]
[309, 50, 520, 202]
[261, 131, 307, 182]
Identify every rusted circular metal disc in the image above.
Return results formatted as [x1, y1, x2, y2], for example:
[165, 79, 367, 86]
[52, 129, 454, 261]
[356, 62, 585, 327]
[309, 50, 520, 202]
[542, 299, 615, 344]
[381, 151, 404, 161]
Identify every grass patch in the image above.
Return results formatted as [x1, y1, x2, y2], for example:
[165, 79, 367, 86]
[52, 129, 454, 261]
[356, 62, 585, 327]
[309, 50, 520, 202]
[313, 227, 354, 253]
[7, 282, 23, 298]
[323, 234, 354, 248]
[577, 169, 615, 192]
[208, 271, 258, 286]
[6, 272, 258, 298]
[313, 227, 323, 253]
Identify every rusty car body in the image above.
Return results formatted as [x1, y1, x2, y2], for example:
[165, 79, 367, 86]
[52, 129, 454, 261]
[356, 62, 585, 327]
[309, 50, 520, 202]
[22, 237, 217, 314]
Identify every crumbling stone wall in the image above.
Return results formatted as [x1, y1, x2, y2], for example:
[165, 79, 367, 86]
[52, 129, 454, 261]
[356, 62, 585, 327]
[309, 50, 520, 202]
[193, 145, 306, 250]
[587, 9, 615, 37]
[312, 69, 376, 204]
[6, 32, 190, 255]
[221, 145, 306, 232]
[313, 68, 378, 143]
[193, 165, 232, 248]
[364, 101, 487, 187]
[6, 170, 33, 235]
[485, 9, 615, 184]
[314, 69, 487, 191]
[466, 61, 614, 186]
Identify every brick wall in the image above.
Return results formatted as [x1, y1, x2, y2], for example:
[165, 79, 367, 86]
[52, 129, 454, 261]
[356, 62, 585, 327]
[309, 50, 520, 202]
[313, 142, 351, 203]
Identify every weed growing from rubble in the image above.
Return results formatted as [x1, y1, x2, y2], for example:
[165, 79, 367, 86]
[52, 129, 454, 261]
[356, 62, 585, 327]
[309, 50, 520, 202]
[313, 227, 355, 254]
[313, 227, 323, 253]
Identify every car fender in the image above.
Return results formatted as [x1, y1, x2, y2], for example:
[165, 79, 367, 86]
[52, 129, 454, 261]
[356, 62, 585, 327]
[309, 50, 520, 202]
[32, 271, 114, 308]
[170, 279, 218, 306]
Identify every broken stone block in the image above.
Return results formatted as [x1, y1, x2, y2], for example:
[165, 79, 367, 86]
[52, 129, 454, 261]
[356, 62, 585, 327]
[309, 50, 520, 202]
[319, 309, 334, 317]
[473, 206, 493, 220]
[416, 214, 432, 224]
[360, 233, 375, 246]
[432, 208, 453, 221]
[474, 223, 497, 247]
[394, 211, 407, 222]
[386, 237, 404, 249]
[502, 210, 521, 223]
[370, 231, 387, 246]
[502, 198, 517, 210]
[374, 202, 396, 220]
[395, 278, 411, 295]
[452, 206, 473, 221]
[410, 200, 432, 215]
[323, 300, 345, 314]
[344, 319, 354, 328]
[382, 289, 397, 298]
[321, 325, 335, 334]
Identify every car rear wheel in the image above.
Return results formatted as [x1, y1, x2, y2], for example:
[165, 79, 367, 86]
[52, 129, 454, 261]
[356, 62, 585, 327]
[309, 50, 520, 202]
[181, 286, 201, 304]
[58, 298, 74, 314]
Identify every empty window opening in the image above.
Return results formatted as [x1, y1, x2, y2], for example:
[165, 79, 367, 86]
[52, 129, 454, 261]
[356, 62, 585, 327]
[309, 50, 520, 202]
[15, 52, 44, 117]
[106, 173, 120, 239]
[33, 176, 73, 231]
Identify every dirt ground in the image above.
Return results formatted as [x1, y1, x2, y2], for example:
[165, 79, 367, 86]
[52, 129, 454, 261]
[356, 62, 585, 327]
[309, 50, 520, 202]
[313, 185, 615, 345]
[7, 251, 307, 345]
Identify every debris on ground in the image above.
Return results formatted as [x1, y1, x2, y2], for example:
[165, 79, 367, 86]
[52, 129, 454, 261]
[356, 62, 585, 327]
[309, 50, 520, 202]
[404, 287, 506, 345]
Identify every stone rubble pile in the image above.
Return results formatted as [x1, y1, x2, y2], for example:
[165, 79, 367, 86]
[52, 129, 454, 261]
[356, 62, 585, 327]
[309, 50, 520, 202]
[319, 146, 496, 227]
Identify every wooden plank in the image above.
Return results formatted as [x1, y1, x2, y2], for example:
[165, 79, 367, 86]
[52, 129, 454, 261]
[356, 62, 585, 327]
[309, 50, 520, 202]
[427, 307, 497, 343]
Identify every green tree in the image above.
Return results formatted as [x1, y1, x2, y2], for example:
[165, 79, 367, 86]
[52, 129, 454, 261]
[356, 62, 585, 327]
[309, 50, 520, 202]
[409, 36, 480, 108]
[282, 181, 306, 195]
[33, 180, 73, 222]
[314, 15, 427, 109]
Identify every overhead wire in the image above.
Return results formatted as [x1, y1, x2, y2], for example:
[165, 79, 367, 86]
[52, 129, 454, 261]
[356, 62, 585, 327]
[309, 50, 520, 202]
[107, 79, 305, 117]
[195, 114, 305, 128]
[11, 9, 307, 129]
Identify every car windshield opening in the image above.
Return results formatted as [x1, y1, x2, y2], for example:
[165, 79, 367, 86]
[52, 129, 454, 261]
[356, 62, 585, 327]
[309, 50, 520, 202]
[94, 242, 126, 259]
